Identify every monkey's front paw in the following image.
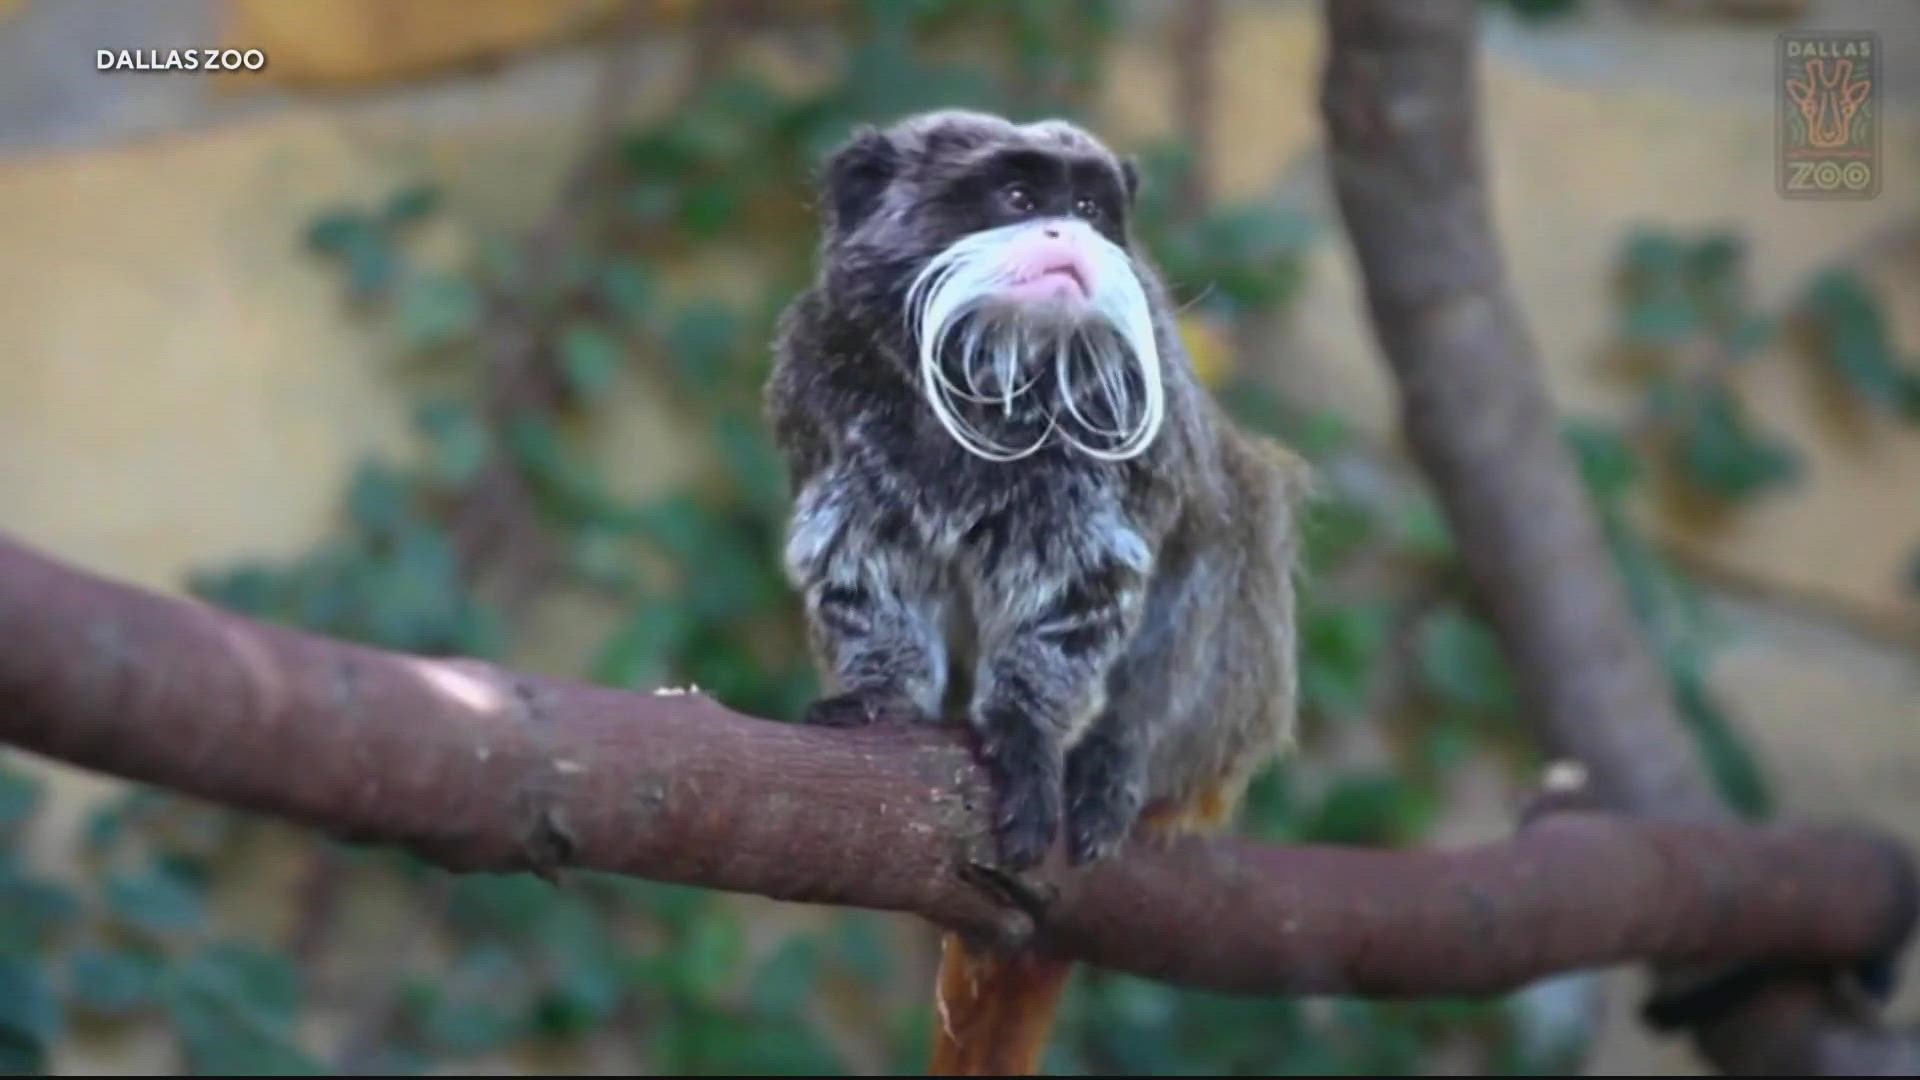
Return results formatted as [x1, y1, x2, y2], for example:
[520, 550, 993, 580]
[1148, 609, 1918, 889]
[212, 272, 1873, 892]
[975, 727, 1063, 871]
[988, 766, 1061, 872]
[800, 690, 918, 728]
[1065, 795, 1138, 865]
[1065, 735, 1145, 865]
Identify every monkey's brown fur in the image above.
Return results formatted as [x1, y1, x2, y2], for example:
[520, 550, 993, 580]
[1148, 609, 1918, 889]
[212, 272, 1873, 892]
[764, 109, 1308, 1075]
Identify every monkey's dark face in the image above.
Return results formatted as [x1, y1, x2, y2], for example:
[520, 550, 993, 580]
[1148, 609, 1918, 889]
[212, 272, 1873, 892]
[815, 112, 1164, 463]
[818, 113, 1139, 318]
[898, 143, 1136, 297]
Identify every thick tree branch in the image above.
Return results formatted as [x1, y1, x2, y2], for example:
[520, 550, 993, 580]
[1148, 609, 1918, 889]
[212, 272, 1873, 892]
[1171, 0, 1219, 222]
[1318, 0, 1716, 821]
[1318, 0, 1917, 1070]
[0, 532, 1912, 1006]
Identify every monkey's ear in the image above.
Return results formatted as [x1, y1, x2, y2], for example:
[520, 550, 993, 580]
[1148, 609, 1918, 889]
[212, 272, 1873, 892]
[1119, 155, 1142, 206]
[820, 126, 899, 236]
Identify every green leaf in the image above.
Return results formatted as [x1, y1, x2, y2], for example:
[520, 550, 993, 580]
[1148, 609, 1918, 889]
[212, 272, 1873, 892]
[1302, 772, 1436, 846]
[560, 321, 624, 399]
[1506, 0, 1581, 19]
[530, 980, 613, 1040]
[1393, 496, 1453, 561]
[166, 944, 318, 1075]
[412, 399, 490, 487]
[0, 761, 41, 832]
[1300, 600, 1391, 717]
[303, 208, 368, 257]
[0, 959, 60, 1069]
[1670, 661, 1773, 819]
[410, 945, 524, 1056]
[1802, 268, 1919, 418]
[1077, 976, 1183, 1072]
[1212, 376, 1293, 441]
[621, 180, 680, 225]
[344, 230, 397, 298]
[712, 410, 788, 513]
[355, 1044, 431, 1076]
[1422, 720, 1476, 773]
[658, 990, 846, 1075]
[445, 873, 556, 937]
[679, 910, 743, 1002]
[68, 948, 163, 1016]
[383, 183, 440, 225]
[1686, 231, 1744, 285]
[502, 414, 641, 529]
[421, 993, 519, 1057]
[1728, 311, 1773, 357]
[1671, 386, 1797, 501]
[1302, 496, 1375, 573]
[598, 259, 653, 324]
[1619, 228, 1688, 278]
[592, 604, 691, 690]
[632, 880, 707, 933]
[1153, 202, 1314, 312]
[678, 183, 741, 239]
[1621, 294, 1697, 346]
[682, 531, 782, 622]
[665, 304, 743, 392]
[1564, 419, 1640, 504]
[568, 526, 638, 593]
[104, 866, 204, 937]
[630, 494, 714, 561]
[0, 863, 79, 953]
[750, 937, 820, 1017]
[345, 462, 414, 538]
[829, 913, 891, 988]
[531, 905, 628, 1038]
[395, 273, 481, 350]
[1416, 605, 1515, 716]
[1294, 409, 1353, 458]
[0, 1033, 42, 1076]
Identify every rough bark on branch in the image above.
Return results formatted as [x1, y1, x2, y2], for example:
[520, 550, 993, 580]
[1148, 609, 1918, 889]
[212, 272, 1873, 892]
[0, 532, 1912, 1006]
[1318, 0, 1918, 1070]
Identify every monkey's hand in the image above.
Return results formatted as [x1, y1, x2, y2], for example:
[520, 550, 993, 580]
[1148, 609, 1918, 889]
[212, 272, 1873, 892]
[800, 689, 925, 728]
[1063, 728, 1146, 865]
[974, 707, 1065, 872]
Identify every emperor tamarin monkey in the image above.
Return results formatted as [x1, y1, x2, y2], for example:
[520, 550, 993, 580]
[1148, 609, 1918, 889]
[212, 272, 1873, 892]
[764, 110, 1308, 1074]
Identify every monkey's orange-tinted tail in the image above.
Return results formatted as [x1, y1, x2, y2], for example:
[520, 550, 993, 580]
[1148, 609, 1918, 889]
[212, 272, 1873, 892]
[928, 933, 1073, 1075]
[927, 785, 1248, 1075]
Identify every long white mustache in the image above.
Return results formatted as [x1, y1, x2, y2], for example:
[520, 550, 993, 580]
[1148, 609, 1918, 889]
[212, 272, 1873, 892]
[904, 220, 1166, 463]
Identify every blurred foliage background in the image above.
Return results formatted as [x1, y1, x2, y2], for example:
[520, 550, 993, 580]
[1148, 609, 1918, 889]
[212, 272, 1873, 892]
[3, 0, 1919, 1074]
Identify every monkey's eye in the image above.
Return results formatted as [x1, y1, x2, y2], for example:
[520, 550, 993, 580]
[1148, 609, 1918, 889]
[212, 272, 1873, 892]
[1003, 184, 1036, 215]
[1073, 196, 1103, 222]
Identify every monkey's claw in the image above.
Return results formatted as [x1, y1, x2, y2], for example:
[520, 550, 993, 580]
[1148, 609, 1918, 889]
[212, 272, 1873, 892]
[970, 709, 1065, 870]
[1066, 804, 1133, 865]
[1065, 735, 1145, 865]
[800, 690, 914, 728]
[958, 861, 1057, 920]
[983, 757, 1061, 872]
[994, 802, 1058, 872]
